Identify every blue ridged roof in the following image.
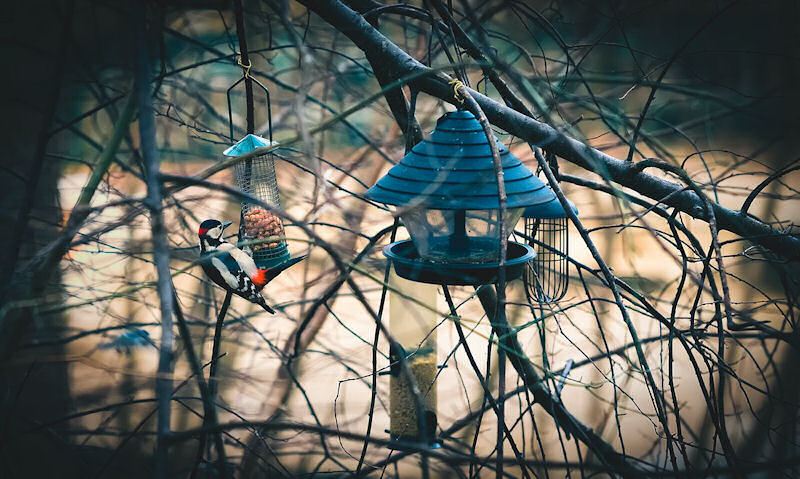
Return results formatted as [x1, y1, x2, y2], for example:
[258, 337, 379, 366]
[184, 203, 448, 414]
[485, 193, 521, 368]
[223, 134, 278, 156]
[523, 196, 578, 219]
[365, 110, 556, 210]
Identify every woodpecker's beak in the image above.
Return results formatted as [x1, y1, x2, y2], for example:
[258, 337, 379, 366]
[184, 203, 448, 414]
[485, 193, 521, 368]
[222, 221, 232, 231]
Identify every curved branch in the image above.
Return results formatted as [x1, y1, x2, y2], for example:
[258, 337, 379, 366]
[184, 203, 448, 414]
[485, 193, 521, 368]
[299, 0, 800, 261]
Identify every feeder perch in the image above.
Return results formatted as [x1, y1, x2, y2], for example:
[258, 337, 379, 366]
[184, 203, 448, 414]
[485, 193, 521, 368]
[224, 134, 290, 269]
[365, 110, 560, 444]
[522, 196, 578, 302]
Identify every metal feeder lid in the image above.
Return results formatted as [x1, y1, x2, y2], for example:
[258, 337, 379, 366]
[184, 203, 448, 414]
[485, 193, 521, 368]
[522, 196, 579, 219]
[364, 110, 556, 210]
[223, 133, 278, 156]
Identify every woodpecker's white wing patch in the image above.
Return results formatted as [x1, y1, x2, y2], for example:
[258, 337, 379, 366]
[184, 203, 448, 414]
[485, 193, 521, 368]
[211, 257, 240, 290]
[218, 243, 258, 276]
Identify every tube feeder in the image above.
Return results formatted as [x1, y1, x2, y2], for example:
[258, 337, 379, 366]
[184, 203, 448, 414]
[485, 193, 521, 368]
[387, 269, 438, 445]
[522, 196, 578, 303]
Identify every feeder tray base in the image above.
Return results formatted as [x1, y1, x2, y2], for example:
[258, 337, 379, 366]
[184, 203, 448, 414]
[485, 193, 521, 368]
[383, 240, 535, 286]
[253, 244, 291, 270]
[387, 435, 443, 451]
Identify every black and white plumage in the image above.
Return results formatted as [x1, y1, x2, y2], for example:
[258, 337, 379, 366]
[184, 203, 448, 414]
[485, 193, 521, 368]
[197, 219, 305, 314]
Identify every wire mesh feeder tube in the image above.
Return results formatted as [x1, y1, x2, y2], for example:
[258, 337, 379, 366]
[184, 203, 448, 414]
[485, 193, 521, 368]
[224, 134, 290, 269]
[522, 196, 577, 303]
[524, 216, 569, 302]
[388, 268, 437, 444]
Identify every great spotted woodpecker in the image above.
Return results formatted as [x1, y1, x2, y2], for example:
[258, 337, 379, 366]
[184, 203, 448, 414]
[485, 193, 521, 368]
[197, 219, 305, 314]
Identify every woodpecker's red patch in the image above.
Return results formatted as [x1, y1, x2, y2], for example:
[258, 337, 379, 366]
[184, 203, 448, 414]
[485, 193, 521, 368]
[198, 227, 209, 236]
[251, 268, 269, 287]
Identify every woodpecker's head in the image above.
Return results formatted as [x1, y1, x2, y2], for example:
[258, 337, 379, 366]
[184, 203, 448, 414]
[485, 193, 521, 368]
[198, 219, 231, 251]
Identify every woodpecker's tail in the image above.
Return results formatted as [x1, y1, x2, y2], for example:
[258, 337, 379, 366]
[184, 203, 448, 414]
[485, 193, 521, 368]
[262, 254, 308, 284]
[255, 296, 275, 314]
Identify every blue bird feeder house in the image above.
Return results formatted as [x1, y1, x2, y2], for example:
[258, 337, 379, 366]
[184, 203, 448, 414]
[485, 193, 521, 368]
[366, 110, 558, 285]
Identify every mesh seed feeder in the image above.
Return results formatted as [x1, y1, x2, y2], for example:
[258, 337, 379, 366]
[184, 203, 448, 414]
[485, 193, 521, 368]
[365, 110, 558, 443]
[522, 194, 578, 302]
[223, 134, 290, 269]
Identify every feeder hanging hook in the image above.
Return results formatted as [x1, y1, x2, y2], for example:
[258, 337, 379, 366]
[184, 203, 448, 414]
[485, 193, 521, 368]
[449, 78, 465, 105]
[237, 56, 252, 79]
